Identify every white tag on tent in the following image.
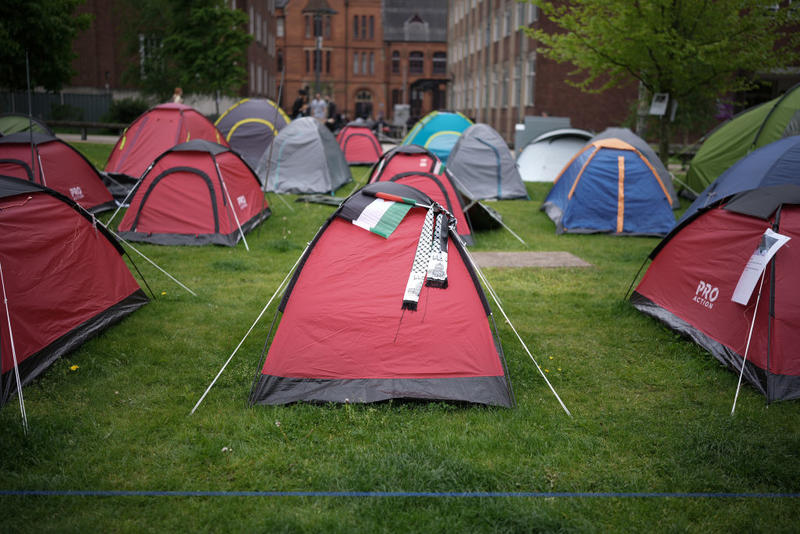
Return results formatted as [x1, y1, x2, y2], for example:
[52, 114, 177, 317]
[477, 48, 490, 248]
[732, 228, 790, 305]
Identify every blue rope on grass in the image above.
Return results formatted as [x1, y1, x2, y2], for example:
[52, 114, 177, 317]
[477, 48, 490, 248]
[1, 490, 799, 499]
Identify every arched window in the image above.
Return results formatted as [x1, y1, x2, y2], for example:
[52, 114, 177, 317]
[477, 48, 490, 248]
[355, 90, 373, 119]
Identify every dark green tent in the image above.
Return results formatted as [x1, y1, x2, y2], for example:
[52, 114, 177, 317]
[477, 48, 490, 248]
[685, 83, 800, 193]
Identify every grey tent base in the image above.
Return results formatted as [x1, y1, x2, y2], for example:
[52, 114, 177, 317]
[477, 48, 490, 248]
[631, 292, 800, 402]
[250, 375, 515, 407]
[1, 289, 149, 407]
[117, 209, 270, 247]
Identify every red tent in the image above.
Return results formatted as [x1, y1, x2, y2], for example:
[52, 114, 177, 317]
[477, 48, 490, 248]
[0, 176, 148, 407]
[631, 185, 800, 402]
[369, 147, 473, 245]
[117, 140, 270, 246]
[105, 103, 226, 181]
[336, 124, 382, 165]
[369, 144, 443, 182]
[250, 182, 514, 406]
[0, 132, 114, 212]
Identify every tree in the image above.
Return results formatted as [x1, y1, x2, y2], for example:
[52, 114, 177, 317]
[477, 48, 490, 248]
[120, 0, 251, 103]
[525, 0, 800, 163]
[0, 0, 91, 91]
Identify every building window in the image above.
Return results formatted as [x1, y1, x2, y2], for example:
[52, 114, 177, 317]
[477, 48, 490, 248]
[409, 51, 423, 74]
[326, 50, 331, 73]
[432, 52, 446, 74]
[353, 15, 359, 39]
[369, 15, 374, 39]
[355, 90, 373, 118]
[392, 89, 402, 107]
[527, 55, 536, 106]
[277, 49, 283, 72]
[369, 52, 374, 75]
[392, 51, 400, 74]
[361, 52, 367, 75]
[325, 15, 332, 38]
[528, 4, 539, 23]
[353, 52, 359, 74]
[502, 64, 509, 106]
[305, 15, 311, 38]
[513, 62, 521, 107]
[505, 8, 512, 36]
[361, 15, 367, 39]
[277, 17, 284, 38]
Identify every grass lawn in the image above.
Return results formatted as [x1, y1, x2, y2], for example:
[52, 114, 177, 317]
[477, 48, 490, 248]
[1, 142, 798, 533]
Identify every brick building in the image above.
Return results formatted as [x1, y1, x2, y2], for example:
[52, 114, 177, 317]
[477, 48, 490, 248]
[68, 1, 278, 105]
[276, 0, 447, 123]
[447, 0, 637, 145]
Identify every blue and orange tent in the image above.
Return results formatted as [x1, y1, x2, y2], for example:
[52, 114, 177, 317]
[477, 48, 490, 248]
[542, 138, 675, 236]
[401, 111, 472, 164]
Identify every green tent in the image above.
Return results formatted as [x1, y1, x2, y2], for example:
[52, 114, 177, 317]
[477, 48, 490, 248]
[686, 84, 800, 193]
[0, 113, 53, 136]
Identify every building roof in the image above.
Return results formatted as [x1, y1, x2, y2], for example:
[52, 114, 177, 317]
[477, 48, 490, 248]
[383, 1, 447, 42]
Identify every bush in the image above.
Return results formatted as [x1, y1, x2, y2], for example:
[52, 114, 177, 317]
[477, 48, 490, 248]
[102, 97, 150, 124]
[50, 103, 83, 121]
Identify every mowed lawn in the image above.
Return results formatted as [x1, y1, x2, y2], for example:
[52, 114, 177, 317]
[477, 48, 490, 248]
[0, 142, 798, 533]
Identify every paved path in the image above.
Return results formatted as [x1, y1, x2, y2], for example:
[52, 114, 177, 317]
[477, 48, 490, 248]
[470, 251, 591, 268]
[58, 133, 119, 144]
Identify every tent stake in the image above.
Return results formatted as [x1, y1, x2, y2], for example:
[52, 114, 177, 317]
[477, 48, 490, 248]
[0, 261, 29, 434]
[731, 268, 767, 416]
[190, 244, 309, 415]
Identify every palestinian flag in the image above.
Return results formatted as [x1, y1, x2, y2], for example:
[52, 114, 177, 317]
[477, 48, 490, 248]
[340, 188, 423, 238]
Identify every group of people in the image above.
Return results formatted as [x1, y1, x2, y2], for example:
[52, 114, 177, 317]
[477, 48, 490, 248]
[291, 89, 345, 132]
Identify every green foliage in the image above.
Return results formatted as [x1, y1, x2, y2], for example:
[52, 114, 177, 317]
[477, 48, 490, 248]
[526, 0, 800, 161]
[119, 0, 252, 100]
[1, 154, 799, 531]
[0, 0, 92, 91]
[101, 97, 150, 125]
[50, 102, 83, 121]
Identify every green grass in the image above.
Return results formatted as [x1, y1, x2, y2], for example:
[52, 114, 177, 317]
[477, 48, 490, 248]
[1, 144, 798, 533]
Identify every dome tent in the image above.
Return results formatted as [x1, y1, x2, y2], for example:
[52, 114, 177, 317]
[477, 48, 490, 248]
[542, 138, 676, 236]
[256, 117, 352, 194]
[679, 136, 800, 224]
[445, 123, 528, 200]
[631, 185, 800, 402]
[401, 111, 473, 164]
[686, 83, 800, 193]
[0, 176, 148, 408]
[249, 181, 515, 407]
[105, 103, 226, 182]
[517, 128, 593, 183]
[590, 127, 679, 208]
[117, 140, 270, 246]
[0, 132, 114, 213]
[337, 123, 382, 165]
[214, 98, 290, 171]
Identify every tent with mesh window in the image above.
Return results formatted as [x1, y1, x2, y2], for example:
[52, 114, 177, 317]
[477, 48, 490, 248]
[337, 123, 382, 165]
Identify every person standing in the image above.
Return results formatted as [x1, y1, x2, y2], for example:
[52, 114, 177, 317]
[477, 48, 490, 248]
[172, 87, 184, 104]
[310, 92, 327, 123]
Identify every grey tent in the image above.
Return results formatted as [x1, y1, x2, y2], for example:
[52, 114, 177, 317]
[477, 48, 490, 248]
[446, 123, 528, 200]
[256, 117, 352, 194]
[517, 128, 593, 182]
[590, 127, 679, 208]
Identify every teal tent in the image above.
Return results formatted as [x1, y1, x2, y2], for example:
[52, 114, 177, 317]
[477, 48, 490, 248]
[401, 111, 472, 164]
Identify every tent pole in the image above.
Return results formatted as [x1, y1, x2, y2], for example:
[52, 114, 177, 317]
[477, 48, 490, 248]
[190, 243, 309, 415]
[462, 246, 571, 417]
[0, 261, 29, 434]
[261, 67, 285, 195]
[213, 158, 249, 251]
[26, 51, 36, 186]
[731, 268, 767, 416]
